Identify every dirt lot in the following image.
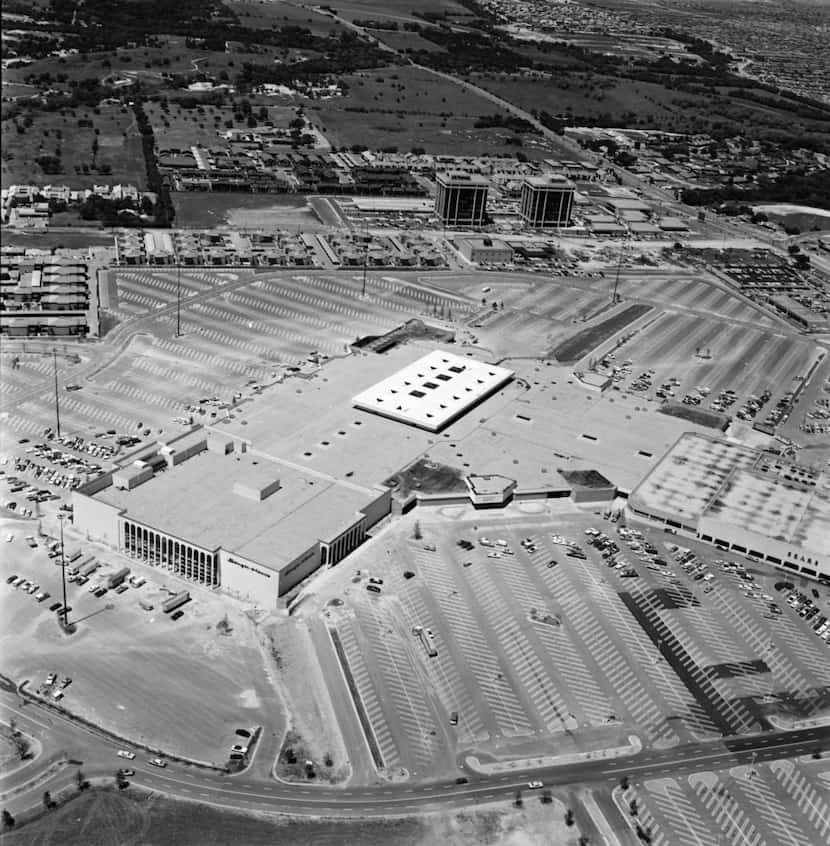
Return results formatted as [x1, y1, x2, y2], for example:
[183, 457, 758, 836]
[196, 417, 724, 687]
[2, 786, 580, 846]
[0, 523, 282, 765]
[172, 192, 329, 231]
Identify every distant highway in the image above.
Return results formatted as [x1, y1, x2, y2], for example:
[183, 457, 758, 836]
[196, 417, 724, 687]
[2, 688, 826, 818]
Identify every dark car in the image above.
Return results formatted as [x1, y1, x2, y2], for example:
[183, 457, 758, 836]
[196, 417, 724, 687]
[6, 574, 17, 584]
[49, 601, 62, 611]
[171, 610, 184, 621]
[455, 777, 469, 785]
[366, 584, 381, 594]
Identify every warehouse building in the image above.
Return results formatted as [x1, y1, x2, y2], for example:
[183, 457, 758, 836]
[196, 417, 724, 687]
[627, 432, 830, 581]
[519, 175, 575, 227]
[434, 172, 489, 227]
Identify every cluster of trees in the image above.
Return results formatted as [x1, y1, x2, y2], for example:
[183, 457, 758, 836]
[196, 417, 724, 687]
[132, 100, 175, 226]
[682, 169, 830, 211]
[473, 113, 536, 134]
[235, 33, 388, 93]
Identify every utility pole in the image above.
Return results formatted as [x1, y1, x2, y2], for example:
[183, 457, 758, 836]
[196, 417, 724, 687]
[361, 221, 369, 298]
[58, 514, 69, 629]
[52, 349, 61, 438]
[612, 238, 624, 305]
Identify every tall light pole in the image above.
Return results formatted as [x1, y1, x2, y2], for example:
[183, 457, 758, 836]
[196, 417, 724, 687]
[58, 514, 69, 629]
[52, 349, 62, 438]
[176, 262, 181, 337]
[612, 237, 625, 305]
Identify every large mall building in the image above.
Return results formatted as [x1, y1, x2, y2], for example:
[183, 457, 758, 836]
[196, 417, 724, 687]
[73, 349, 516, 605]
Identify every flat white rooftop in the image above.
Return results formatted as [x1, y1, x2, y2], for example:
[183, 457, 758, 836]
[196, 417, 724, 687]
[352, 350, 514, 432]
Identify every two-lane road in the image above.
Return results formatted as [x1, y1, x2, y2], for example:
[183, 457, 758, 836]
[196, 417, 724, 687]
[2, 686, 826, 817]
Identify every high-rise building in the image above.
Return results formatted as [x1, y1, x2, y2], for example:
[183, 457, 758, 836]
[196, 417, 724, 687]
[435, 172, 489, 226]
[520, 174, 575, 227]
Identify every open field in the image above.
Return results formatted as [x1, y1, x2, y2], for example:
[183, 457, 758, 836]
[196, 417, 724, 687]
[0, 525, 279, 765]
[332, 0, 474, 24]
[300, 506, 830, 782]
[227, 0, 347, 34]
[1, 102, 145, 189]
[307, 65, 558, 158]
[0, 785, 580, 846]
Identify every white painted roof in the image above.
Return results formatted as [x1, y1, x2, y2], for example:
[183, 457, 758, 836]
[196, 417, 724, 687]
[352, 350, 514, 432]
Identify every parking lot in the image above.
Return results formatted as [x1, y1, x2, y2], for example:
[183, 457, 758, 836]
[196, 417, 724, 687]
[619, 757, 830, 846]
[0, 268, 476, 447]
[0, 523, 278, 765]
[303, 505, 830, 779]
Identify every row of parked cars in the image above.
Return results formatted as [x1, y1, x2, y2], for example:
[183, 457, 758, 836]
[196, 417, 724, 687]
[6, 573, 50, 603]
[783, 587, 830, 642]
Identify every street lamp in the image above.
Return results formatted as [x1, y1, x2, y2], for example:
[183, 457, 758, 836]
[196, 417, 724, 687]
[52, 349, 61, 438]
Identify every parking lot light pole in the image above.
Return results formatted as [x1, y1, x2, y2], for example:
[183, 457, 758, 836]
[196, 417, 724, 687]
[58, 514, 68, 628]
[52, 349, 61, 438]
[176, 262, 181, 338]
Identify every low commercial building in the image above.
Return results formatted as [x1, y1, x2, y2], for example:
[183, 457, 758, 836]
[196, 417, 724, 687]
[0, 252, 99, 337]
[627, 432, 830, 581]
[456, 236, 513, 264]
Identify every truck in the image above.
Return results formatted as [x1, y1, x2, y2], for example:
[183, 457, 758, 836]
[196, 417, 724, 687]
[162, 591, 190, 614]
[77, 559, 99, 577]
[66, 549, 83, 563]
[68, 554, 95, 576]
[106, 566, 130, 589]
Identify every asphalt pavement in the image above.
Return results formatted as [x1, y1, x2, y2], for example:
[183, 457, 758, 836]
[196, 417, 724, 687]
[2, 687, 826, 818]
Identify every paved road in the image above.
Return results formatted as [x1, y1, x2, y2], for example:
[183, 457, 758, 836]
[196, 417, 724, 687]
[2, 688, 826, 818]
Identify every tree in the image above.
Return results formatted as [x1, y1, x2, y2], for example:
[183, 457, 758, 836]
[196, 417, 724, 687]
[540, 789, 553, 804]
[43, 790, 53, 810]
[620, 775, 630, 790]
[630, 798, 638, 816]
[1, 809, 14, 829]
[514, 789, 523, 807]
[413, 521, 422, 540]
[76, 769, 88, 791]
[116, 770, 129, 790]
[565, 808, 575, 826]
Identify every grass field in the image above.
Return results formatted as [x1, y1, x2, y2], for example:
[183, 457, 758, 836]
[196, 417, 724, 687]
[471, 72, 692, 127]
[227, 0, 347, 34]
[552, 304, 652, 364]
[1, 101, 145, 189]
[2, 787, 576, 846]
[308, 65, 557, 157]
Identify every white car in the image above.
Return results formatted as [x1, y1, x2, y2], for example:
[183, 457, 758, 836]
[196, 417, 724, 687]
[117, 750, 136, 760]
[230, 744, 248, 755]
[528, 780, 544, 789]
